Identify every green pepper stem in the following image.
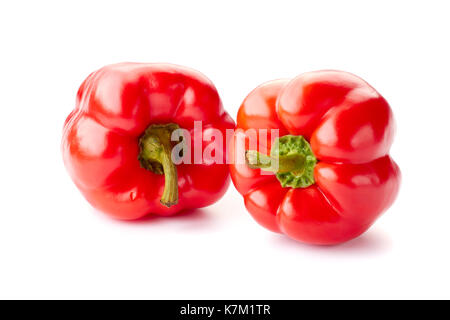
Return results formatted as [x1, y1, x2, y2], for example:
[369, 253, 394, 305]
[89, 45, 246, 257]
[158, 144, 178, 207]
[138, 124, 180, 207]
[245, 135, 317, 189]
[245, 150, 306, 174]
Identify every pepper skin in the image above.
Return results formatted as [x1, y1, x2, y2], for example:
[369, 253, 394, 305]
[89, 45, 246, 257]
[229, 71, 400, 245]
[62, 63, 235, 220]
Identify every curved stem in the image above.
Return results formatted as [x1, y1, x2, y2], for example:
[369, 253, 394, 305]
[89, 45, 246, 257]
[158, 145, 178, 207]
[138, 123, 180, 207]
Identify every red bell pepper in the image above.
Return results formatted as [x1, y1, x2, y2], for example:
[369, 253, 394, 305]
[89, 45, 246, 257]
[62, 63, 234, 220]
[229, 70, 401, 245]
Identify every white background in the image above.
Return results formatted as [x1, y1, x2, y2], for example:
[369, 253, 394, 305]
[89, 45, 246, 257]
[0, 0, 449, 299]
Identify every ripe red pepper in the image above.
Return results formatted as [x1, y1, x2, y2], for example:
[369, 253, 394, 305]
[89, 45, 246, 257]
[62, 63, 234, 220]
[229, 71, 401, 245]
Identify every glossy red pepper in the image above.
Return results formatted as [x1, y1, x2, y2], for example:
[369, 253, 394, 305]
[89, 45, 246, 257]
[62, 63, 234, 220]
[229, 71, 401, 245]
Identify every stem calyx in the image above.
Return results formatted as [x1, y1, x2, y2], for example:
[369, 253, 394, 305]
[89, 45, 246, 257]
[138, 123, 180, 207]
[245, 135, 317, 188]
